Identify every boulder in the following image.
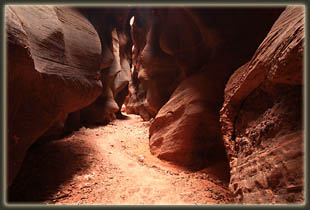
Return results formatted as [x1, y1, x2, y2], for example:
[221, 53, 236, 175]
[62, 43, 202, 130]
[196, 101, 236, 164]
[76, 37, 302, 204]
[219, 6, 304, 203]
[149, 72, 227, 168]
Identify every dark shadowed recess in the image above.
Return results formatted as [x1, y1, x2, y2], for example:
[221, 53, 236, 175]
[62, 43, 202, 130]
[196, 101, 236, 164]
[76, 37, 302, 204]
[8, 136, 94, 203]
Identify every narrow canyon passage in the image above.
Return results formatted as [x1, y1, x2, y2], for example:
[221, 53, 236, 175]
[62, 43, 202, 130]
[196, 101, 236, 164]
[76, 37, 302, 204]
[6, 5, 305, 205]
[9, 114, 231, 205]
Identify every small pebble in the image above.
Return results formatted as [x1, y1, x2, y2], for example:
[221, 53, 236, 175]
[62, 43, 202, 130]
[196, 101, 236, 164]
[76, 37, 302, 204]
[138, 155, 144, 162]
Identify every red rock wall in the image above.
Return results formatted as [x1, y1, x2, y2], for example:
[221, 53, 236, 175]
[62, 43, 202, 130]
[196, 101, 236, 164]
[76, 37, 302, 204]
[7, 6, 304, 204]
[80, 28, 131, 124]
[145, 7, 284, 169]
[126, 7, 284, 121]
[220, 6, 304, 203]
[124, 10, 157, 120]
[35, 9, 133, 133]
[6, 6, 131, 186]
[6, 6, 105, 186]
[149, 71, 228, 168]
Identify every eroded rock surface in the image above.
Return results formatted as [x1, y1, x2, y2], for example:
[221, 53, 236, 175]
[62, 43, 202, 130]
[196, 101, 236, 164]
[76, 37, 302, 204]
[146, 7, 284, 171]
[219, 6, 304, 203]
[149, 72, 228, 169]
[7, 5, 304, 205]
[124, 10, 157, 121]
[6, 6, 105, 186]
[126, 7, 284, 120]
[80, 10, 132, 124]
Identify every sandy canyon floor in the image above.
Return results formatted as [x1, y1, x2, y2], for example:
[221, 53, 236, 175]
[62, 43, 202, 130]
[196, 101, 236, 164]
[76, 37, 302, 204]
[9, 114, 232, 205]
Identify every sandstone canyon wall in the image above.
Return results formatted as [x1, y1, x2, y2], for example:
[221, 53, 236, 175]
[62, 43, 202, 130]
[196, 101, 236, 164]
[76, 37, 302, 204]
[126, 7, 284, 119]
[6, 6, 131, 186]
[127, 6, 304, 203]
[79, 8, 132, 124]
[220, 6, 304, 203]
[140, 7, 284, 167]
[7, 5, 305, 204]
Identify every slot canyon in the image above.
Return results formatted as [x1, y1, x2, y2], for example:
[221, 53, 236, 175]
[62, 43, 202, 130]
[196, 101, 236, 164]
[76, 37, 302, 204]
[5, 5, 305, 205]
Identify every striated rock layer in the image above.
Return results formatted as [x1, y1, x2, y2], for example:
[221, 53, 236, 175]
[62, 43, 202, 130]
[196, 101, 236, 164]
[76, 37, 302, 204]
[219, 6, 304, 203]
[124, 9, 157, 121]
[149, 71, 228, 168]
[147, 7, 284, 172]
[76, 8, 132, 125]
[80, 26, 131, 124]
[7, 6, 103, 186]
[38, 8, 132, 138]
[126, 7, 284, 120]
